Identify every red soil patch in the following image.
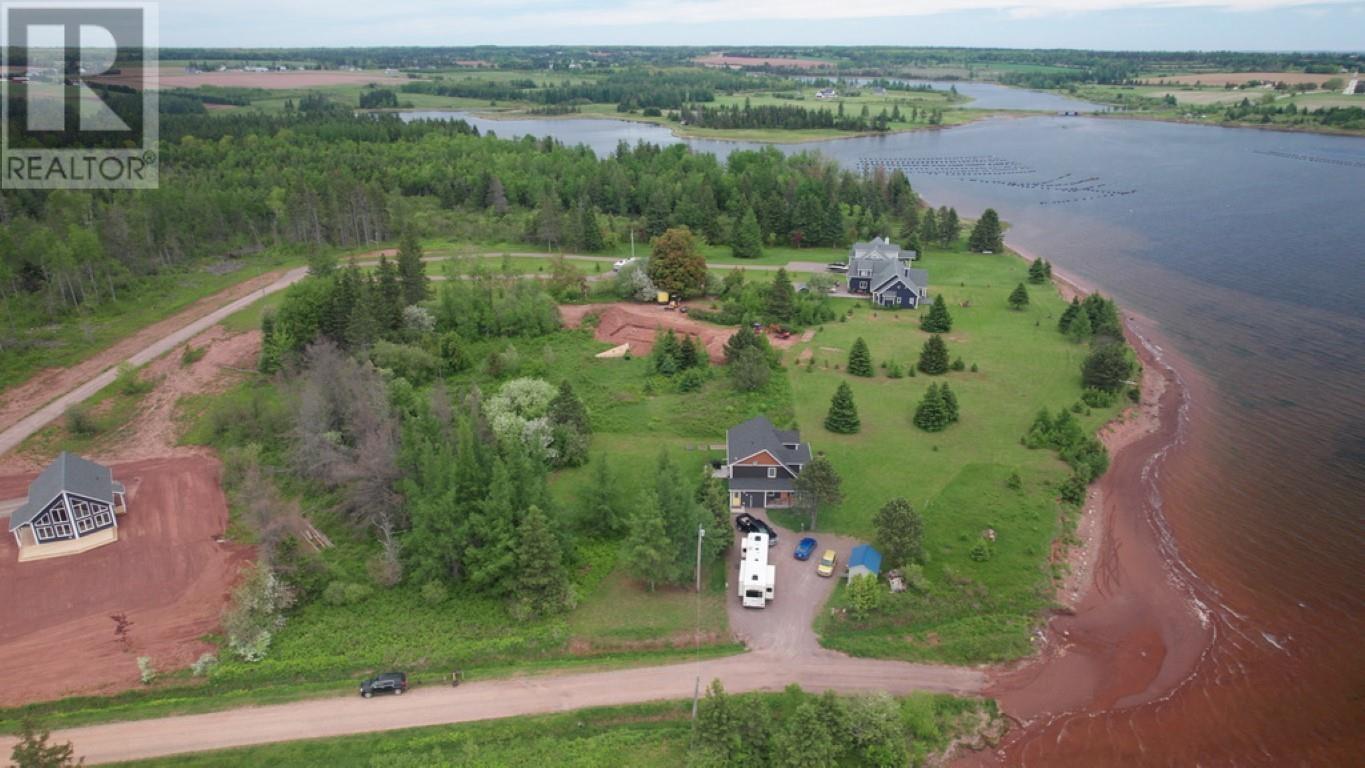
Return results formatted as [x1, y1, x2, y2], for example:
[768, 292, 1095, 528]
[561, 302, 737, 363]
[0, 456, 251, 705]
[694, 54, 832, 70]
[110, 326, 262, 462]
[0, 269, 286, 437]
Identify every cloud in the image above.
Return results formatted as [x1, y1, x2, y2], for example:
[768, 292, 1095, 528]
[506, 0, 1362, 27]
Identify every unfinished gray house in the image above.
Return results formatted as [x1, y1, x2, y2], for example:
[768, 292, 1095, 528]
[8, 452, 126, 561]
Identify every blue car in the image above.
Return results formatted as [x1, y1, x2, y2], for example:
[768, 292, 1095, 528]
[794, 537, 818, 561]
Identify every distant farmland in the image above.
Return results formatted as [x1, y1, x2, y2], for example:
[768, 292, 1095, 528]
[1153, 71, 1347, 87]
[694, 53, 833, 70]
[91, 68, 409, 90]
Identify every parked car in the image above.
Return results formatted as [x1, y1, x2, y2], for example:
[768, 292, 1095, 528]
[734, 513, 778, 545]
[794, 537, 817, 561]
[360, 671, 408, 698]
[816, 549, 837, 577]
[612, 257, 636, 271]
[827, 262, 849, 273]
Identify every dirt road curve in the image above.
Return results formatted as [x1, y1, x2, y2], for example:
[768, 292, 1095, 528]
[0, 267, 308, 457]
[0, 653, 982, 765]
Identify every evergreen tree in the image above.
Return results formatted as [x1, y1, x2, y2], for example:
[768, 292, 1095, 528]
[1058, 296, 1082, 332]
[577, 199, 605, 253]
[258, 312, 282, 374]
[463, 458, 517, 595]
[1082, 342, 1135, 392]
[729, 346, 770, 392]
[968, 208, 1004, 252]
[920, 294, 953, 333]
[624, 491, 669, 591]
[677, 333, 700, 370]
[1083, 293, 1123, 339]
[513, 506, 572, 617]
[548, 380, 591, 467]
[1008, 282, 1031, 310]
[942, 207, 961, 246]
[917, 334, 949, 375]
[766, 267, 796, 324]
[396, 230, 429, 305]
[578, 454, 625, 536]
[940, 382, 960, 422]
[919, 207, 939, 246]
[824, 382, 861, 434]
[374, 256, 404, 331]
[653, 329, 682, 375]
[913, 383, 951, 432]
[1028, 258, 1048, 284]
[1067, 304, 1093, 342]
[847, 337, 874, 377]
[730, 207, 763, 260]
[898, 204, 919, 243]
[874, 497, 925, 569]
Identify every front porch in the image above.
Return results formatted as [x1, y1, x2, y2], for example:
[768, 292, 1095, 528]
[729, 490, 796, 510]
[16, 525, 118, 563]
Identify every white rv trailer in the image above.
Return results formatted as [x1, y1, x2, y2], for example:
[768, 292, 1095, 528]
[738, 532, 776, 608]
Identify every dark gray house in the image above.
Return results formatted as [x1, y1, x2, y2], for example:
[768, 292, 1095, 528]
[724, 416, 811, 510]
[8, 452, 125, 559]
[847, 236, 928, 308]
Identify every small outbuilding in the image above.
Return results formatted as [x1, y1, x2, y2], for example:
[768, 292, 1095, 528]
[846, 543, 882, 582]
[8, 452, 126, 562]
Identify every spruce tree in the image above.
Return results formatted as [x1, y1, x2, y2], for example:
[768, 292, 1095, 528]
[730, 207, 763, 260]
[464, 459, 518, 596]
[824, 382, 861, 434]
[898, 204, 920, 243]
[1058, 296, 1082, 332]
[917, 334, 949, 375]
[396, 230, 429, 305]
[578, 454, 625, 536]
[913, 383, 950, 432]
[548, 380, 590, 435]
[677, 334, 699, 370]
[1008, 282, 1031, 310]
[766, 267, 795, 324]
[578, 200, 605, 253]
[919, 207, 939, 246]
[513, 506, 571, 617]
[942, 207, 961, 246]
[374, 256, 404, 332]
[847, 337, 874, 377]
[653, 329, 681, 374]
[920, 294, 953, 332]
[1067, 304, 1093, 343]
[624, 492, 670, 592]
[1082, 342, 1134, 393]
[940, 382, 960, 422]
[968, 208, 1004, 252]
[1028, 258, 1048, 284]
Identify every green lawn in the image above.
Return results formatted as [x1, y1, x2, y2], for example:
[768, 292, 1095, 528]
[783, 246, 1121, 661]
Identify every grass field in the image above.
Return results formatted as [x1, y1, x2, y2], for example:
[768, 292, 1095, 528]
[778, 244, 1121, 662]
[107, 690, 995, 767]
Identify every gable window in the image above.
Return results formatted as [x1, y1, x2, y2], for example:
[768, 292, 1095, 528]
[767, 467, 777, 479]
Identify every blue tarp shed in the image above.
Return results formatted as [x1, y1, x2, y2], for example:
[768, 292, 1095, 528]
[847, 544, 882, 582]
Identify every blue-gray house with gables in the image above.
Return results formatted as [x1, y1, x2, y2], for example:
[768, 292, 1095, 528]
[847, 236, 929, 309]
[724, 416, 811, 510]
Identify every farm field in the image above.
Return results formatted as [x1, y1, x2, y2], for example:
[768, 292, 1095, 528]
[1148, 71, 1349, 86]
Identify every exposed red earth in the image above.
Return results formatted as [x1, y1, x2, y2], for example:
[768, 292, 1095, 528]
[0, 456, 250, 706]
[560, 301, 801, 363]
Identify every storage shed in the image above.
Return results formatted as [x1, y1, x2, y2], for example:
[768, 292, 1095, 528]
[846, 543, 882, 582]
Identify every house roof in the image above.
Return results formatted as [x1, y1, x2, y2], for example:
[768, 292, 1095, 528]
[848, 544, 883, 574]
[727, 416, 811, 467]
[8, 452, 116, 531]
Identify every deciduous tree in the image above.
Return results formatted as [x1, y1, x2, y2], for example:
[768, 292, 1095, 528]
[874, 497, 925, 570]
[647, 227, 707, 298]
[794, 455, 843, 530]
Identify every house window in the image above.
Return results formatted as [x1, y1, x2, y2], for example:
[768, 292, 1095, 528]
[767, 467, 777, 479]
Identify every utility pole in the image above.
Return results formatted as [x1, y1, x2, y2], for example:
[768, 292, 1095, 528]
[692, 525, 705, 721]
[630, 228, 636, 260]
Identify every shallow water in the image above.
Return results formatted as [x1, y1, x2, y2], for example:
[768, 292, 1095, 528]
[404, 109, 1365, 763]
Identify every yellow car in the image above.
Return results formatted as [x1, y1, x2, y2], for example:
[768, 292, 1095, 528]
[816, 550, 837, 578]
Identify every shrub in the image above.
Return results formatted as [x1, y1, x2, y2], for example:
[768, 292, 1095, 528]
[1006, 471, 1023, 490]
[676, 366, 708, 392]
[323, 580, 374, 606]
[420, 580, 448, 605]
[137, 656, 157, 685]
[115, 362, 153, 396]
[180, 345, 207, 366]
[969, 538, 994, 562]
[190, 653, 219, 678]
[370, 340, 440, 385]
[65, 405, 100, 436]
[951, 357, 966, 372]
[846, 574, 885, 621]
[886, 362, 904, 379]
[1059, 473, 1088, 506]
[223, 564, 294, 662]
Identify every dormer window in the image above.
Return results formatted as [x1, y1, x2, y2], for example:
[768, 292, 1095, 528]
[767, 467, 777, 479]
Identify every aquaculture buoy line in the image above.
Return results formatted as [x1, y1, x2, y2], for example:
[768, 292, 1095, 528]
[1253, 149, 1365, 169]
[861, 157, 1138, 206]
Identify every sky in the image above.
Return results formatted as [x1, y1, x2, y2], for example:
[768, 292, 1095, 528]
[153, 0, 1365, 51]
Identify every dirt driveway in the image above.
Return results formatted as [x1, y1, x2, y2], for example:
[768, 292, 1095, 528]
[725, 510, 864, 658]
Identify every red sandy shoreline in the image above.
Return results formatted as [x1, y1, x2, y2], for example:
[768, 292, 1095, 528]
[960, 246, 1218, 765]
